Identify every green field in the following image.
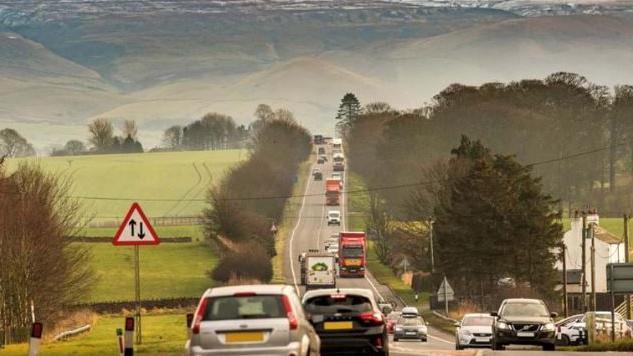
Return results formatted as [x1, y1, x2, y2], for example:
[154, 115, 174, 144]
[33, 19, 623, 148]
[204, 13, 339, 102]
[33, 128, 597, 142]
[2, 313, 188, 355]
[6, 150, 246, 218]
[82, 225, 204, 241]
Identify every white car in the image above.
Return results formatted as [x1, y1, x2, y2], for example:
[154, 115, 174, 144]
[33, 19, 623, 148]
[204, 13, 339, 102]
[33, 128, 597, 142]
[455, 313, 494, 350]
[327, 210, 341, 225]
[567, 311, 631, 342]
[326, 243, 339, 255]
[555, 314, 584, 346]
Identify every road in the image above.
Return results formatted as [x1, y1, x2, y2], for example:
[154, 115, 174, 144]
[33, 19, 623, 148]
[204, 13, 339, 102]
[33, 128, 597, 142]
[282, 146, 604, 355]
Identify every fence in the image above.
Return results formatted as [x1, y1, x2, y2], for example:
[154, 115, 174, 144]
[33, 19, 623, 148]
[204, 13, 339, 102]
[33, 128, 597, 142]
[1, 326, 30, 346]
[88, 216, 204, 228]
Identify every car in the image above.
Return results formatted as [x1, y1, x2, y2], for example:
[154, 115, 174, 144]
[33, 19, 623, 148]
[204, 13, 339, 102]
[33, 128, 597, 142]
[333, 162, 344, 172]
[385, 312, 401, 334]
[302, 288, 389, 355]
[567, 311, 631, 341]
[491, 298, 557, 351]
[327, 210, 341, 226]
[318, 147, 326, 154]
[400, 306, 419, 318]
[320, 155, 328, 162]
[393, 315, 428, 342]
[323, 237, 338, 249]
[331, 172, 343, 181]
[326, 243, 339, 255]
[455, 313, 494, 350]
[317, 157, 325, 164]
[186, 284, 320, 356]
[555, 314, 584, 346]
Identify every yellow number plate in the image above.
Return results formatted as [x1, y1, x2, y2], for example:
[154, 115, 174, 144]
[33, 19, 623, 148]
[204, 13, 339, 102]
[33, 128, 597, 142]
[324, 321, 353, 330]
[345, 259, 361, 266]
[224, 331, 264, 343]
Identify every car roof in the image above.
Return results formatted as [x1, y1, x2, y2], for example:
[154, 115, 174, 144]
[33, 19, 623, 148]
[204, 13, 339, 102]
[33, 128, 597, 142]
[462, 313, 493, 318]
[402, 306, 419, 312]
[328, 210, 341, 213]
[302, 288, 376, 302]
[205, 284, 292, 297]
[501, 298, 544, 304]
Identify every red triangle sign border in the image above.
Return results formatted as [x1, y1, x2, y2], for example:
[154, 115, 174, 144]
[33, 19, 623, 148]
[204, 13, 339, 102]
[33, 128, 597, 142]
[112, 202, 161, 246]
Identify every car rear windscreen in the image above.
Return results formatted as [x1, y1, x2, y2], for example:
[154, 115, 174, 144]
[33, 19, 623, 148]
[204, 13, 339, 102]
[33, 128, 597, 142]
[304, 295, 372, 314]
[204, 295, 285, 321]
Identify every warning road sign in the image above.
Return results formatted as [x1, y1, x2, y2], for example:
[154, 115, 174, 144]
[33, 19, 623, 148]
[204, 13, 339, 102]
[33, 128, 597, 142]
[437, 277, 455, 302]
[112, 202, 160, 245]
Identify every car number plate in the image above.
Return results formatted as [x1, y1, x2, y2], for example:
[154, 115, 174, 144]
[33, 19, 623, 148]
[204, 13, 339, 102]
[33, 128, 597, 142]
[406, 332, 417, 335]
[476, 337, 490, 342]
[517, 332, 535, 337]
[345, 259, 362, 266]
[324, 321, 353, 330]
[224, 331, 264, 343]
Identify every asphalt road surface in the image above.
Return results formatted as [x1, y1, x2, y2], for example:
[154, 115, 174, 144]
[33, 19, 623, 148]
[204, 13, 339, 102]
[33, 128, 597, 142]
[283, 146, 609, 355]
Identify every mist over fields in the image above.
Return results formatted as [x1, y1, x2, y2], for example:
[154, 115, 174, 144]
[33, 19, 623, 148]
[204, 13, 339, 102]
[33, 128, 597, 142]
[2, 0, 633, 151]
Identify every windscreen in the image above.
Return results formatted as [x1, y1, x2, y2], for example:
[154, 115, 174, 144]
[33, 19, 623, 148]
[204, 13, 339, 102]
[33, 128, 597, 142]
[342, 245, 363, 257]
[304, 295, 372, 314]
[462, 316, 493, 326]
[399, 317, 422, 326]
[501, 302, 549, 318]
[204, 295, 285, 321]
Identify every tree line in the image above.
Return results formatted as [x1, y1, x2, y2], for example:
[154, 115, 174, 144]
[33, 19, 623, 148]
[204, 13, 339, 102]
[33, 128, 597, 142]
[204, 106, 311, 283]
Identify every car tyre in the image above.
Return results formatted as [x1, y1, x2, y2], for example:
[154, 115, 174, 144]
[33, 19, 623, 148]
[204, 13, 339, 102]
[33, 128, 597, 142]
[455, 344, 463, 350]
[492, 340, 504, 350]
[421, 337, 427, 342]
[543, 343, 555, 351]
[556, 334, 570, 346]
[393, 337, 399, 342]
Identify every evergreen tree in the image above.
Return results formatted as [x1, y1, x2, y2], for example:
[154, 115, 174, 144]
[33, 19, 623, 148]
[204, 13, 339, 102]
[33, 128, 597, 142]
[335, 93, 362, 134]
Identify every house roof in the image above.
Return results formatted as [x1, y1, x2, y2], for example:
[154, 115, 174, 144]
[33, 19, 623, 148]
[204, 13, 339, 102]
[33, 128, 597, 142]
[593, 225, 621, 245]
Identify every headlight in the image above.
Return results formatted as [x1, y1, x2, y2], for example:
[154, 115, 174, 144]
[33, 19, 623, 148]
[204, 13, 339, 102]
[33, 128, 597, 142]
[542, 323, 555, 332]
[460, 329, 471, 336]
[418, 326, 427, 333]
[497, 321, 510, 330]
[395, 326, 403, 331]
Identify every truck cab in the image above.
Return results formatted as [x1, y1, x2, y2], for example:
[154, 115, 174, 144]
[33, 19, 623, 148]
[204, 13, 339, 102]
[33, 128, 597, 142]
[338, 232, 366, 277]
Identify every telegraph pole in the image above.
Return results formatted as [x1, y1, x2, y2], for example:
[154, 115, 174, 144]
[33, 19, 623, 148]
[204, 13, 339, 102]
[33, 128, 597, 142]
[590, 224, 597, 312]
[562, 244, 568, 318]
[429, 218, 435, 273]
[581, 212, 587, 313]
[625, 214, 631, 319]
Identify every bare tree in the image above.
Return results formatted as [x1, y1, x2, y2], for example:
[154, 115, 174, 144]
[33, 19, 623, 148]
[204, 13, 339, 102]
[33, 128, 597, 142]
[162, 125, 183, 150]
[0, 128, 35, 157]
[121, 120, 138, 140]
[88, 118, 114, 152]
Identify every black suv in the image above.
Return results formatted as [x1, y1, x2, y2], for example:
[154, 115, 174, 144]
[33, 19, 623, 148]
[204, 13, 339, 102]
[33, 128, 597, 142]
[491, 298, 557, 351]
[302, 288, 389, 355]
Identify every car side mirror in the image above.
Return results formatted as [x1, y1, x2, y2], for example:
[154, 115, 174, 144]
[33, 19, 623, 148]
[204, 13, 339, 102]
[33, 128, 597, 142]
[426, 322, 430, 326]
[551, 312, 558, 318]
[490, 312, 498, 317]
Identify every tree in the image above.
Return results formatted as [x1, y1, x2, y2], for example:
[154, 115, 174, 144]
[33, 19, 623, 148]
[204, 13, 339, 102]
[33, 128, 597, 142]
[64, 140, 86, 155]
[121, 120, 138, 140]
[88, 118, 114, 152]
[0, 128, 35, 157]
[365, 192, 391, 264]
[0, 163, 93, 342]
[336, 93, 362, 134]
[254, 104, 274, 121]
[162, 125, 183, 150]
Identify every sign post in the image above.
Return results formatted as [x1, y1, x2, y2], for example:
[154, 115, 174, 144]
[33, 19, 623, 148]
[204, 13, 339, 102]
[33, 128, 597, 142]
[113, 203, 160, 345]
[437, 276, 455, 316]
[606, 263, 633, 342]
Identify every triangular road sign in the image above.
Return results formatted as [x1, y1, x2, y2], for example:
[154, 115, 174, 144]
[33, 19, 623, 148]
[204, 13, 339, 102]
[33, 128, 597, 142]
[113, 202, 160, 246]
[437, 277, 455, 302]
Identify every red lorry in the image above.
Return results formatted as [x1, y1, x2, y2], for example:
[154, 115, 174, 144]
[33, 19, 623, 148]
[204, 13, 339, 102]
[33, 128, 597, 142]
[325, 179, 340, 205]
[338, 231, 366, 277]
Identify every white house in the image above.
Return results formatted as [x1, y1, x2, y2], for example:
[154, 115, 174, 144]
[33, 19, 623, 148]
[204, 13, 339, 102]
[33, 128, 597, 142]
[556, 214, 626, 293]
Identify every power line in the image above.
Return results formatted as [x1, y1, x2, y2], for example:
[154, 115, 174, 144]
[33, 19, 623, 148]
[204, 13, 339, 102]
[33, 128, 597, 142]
[68, 138, 628, 203]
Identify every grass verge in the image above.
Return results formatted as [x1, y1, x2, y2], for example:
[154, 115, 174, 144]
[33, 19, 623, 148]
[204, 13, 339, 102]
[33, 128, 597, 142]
[81, 225, 204, 241]
[567, 340, 633, 352]
[271, 156, 314, 283]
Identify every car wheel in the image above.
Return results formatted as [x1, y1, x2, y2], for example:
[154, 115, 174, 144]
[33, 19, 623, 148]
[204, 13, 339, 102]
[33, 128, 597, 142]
[455, 344, 463, 350]
[543, 343, 555, 351]
[556, 334, 570, 346]
[393, 337, 399, 342]
[421, 337, 427, 342]
[492, 341, 504, 350]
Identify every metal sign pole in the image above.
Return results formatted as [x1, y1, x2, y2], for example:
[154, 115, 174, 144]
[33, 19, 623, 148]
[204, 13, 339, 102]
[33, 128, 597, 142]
[444, 276, 449, 316]
[134, 245, 142, 344]
[610, 264, 615, 343]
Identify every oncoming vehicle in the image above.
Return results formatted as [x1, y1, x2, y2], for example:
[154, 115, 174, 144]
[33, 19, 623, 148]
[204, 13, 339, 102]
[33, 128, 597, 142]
[491, 298, 557, 351]
[555, 314, 584, 346]
[317, 157, 325, 164]
[333, 162, 345, 172]
[327, 210, 341, 226]
[323, 236, 338, 250]
[326, 243, 339, 255]
[302, 288, 389, 355]
[186, 284, 320, 356]
[313, 169, 323, 180]
[393, 315, 427, 342]
[386, 312, 401, 334]
[455, 313, 494, 350]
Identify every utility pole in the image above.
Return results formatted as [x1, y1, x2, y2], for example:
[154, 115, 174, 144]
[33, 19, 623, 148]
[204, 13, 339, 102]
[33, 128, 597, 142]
[625, 214, 631, 319]
[429, 218, 435, 273]
[590, 224, 597, 312]
[562, 244, 568, 318]
[581, 213, 587, 313]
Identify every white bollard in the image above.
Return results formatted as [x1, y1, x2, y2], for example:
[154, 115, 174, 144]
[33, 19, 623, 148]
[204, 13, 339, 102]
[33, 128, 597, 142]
[28, 322, 43, 356]
[124, 317, 134, 356]
[117, 328, 124, 356]
[186, 313, 193, 340]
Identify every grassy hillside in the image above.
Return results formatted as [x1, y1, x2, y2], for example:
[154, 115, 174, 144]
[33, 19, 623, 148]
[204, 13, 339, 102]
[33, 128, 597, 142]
[6, 150, 246, 219]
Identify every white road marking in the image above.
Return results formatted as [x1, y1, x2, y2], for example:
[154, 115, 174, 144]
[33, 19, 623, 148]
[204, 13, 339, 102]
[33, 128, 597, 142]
[315, 192, 326, 249]
[428, 334, 454, 345]
[289, 160, 316, 296]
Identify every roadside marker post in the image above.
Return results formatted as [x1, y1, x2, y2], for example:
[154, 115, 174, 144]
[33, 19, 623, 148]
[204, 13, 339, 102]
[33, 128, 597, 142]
[113, 202, 160, 345]
[124, 317, 134, 356]
[27, 322, 43, 356]
[186, 313, 194, 339]
[116, 328, 124, 356]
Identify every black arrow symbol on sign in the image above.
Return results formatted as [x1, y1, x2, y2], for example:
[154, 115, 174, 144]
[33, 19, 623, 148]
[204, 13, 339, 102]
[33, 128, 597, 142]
[129, 219, 137, 236]
[138, 222, 146, 239]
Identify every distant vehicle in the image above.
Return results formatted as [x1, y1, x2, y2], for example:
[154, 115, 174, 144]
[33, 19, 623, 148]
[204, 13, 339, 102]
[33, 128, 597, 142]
[299, 250, 320, 285]
[326, 243, 339, 255]
[313, 169, 323, 180]
[401, 306, 419, 318]
[338, 232, 366, 277]
[331, 172, 343, 181]
[378, 301, 393, 315]
[327, 210, 341, 225]
[491, 298, 557, 351]
[555, 314, 584, 346]
[318, 147, 326, 155]
[333, 153, 344, 163]
[332, 138, 342, 150]
[393, 315, 427, 342]
[386, 312, 401, 334]
[304, 253, 337, 290]
[317, 157, 325, 164]
[323, 236, 338, 250]
[186, 284, 320, 356]
[455, 313, 494, 350]
[302, 288, 389, 355]
[333, 162, 345, 172]
[314, 134, 324, 145]
[320, 155, 328, 162]
[326, 179, 341, 206]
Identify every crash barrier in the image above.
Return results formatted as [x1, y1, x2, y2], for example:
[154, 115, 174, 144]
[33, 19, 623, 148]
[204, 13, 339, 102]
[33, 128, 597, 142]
[53, 324, 91, 341]
[66, 236, 192, 243]
[71, 297, 199, 314]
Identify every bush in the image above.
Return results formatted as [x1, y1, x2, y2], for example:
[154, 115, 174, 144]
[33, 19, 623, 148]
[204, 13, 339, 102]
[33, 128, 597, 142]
[211, 246, 273, 283]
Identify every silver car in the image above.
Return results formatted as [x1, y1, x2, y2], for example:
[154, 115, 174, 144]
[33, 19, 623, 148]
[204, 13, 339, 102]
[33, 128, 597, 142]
[186, 284, 320, 355]
[393, 315, 427, 342]
[455, 313, 494, 349]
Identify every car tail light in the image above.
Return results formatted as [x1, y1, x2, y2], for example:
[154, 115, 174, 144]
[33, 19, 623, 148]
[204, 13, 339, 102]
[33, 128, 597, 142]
[360, 311, 384, 326]
[331, 293, 347, 300]
[374, 335, 383, 348]
[234, 292, 256, 297]
[192, 297, 209, 335]
[282, 295, 298, 330]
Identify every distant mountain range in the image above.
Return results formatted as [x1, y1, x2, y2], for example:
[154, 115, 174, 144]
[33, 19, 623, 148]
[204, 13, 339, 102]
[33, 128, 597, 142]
[1, 1, 633, 151]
